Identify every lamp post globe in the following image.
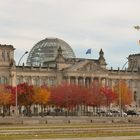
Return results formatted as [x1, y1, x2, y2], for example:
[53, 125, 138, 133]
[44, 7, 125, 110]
[15, 51, 28, 117]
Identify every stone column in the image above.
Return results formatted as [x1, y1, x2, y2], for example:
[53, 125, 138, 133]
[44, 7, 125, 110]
[10, 73, 15, 86]
[67, 77, 71, 84]
[98, 77, 101, 84]
[48, 77, 51, 86]
[105, 78, 109, 86]
[86, 77, 90, 87]
[21, 76, 24, 83]
[31, 77, 34, 85]
[75, 77, 78, 85]
[108, 79, 112, 88]
[83, 77, 85, 86]
[28, 76, 32, 85]
[129, 79, 132, 88]
[39, 76, 41, 86]
[101, 78, 106, 87]
[91, 77, 94, 84]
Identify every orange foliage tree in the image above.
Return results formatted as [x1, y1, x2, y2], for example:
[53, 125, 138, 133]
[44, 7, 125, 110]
[114, 80, 132, 109]
[6, 85, 16, 106]
[33, 85, 50, 115]
[0, 85, 13, 116]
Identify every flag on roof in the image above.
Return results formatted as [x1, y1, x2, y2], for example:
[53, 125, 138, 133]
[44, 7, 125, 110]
[86, 48, 91, 54]
[134, 26, 140, 30]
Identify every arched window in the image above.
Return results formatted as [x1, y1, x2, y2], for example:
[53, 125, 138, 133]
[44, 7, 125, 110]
[17, 76, 23, 84]
[24, 77, 30, 84]
[33, 77, 39, 86]
[134, 91, 137, 101]
[7, 52, 10, 60]
[17, 77, 20, 85]
[1, 76, 8, 84]
[40, 77, 49, 86]
[4, 77, 7, 84]
[49, 77, 55, 86]
[2, 51, 5, 61]
[1, 76, 4, 84]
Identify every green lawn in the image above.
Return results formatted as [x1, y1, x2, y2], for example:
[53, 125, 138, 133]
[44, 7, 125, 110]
[0, 132, 140, 140]
[0, 123, 140, 140]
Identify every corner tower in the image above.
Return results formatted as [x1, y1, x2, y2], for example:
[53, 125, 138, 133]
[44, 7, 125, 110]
[0, 44, 15, 66]
[98, 48, 107, 68]
[0, 44, 15, 85]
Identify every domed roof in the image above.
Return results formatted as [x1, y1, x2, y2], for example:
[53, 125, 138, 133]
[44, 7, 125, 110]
[26, 38, 76, 66]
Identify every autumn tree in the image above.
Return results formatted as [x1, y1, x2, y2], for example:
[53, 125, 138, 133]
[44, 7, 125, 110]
[6, 85, 16, 106]
[0, 85, 13, 116]
[50, 84, 72, 109]
[33, 85, 50, 115]
[113, 80, 132, 109]
[88, 81, 104, 108]
[17, 83, 34, 115]
[50, 83, 91, 115]
[100, 86, 116, 109]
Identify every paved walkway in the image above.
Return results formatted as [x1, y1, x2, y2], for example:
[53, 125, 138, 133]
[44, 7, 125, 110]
[29, 136, 140, 140]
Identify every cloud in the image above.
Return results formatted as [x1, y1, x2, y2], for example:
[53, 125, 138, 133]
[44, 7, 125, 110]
[0, 0, 140, 68]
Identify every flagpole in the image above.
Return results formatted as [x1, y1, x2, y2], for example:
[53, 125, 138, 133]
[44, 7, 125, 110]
[86, 48, 92, 59]
[138, 40, 139, 54]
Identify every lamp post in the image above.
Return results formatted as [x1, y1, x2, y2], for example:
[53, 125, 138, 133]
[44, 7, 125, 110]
[15, 51, 28, 117]
[134, 25, 140, 52]
[133, 26, 139, 109]
[119, 58, 134, 117]
[119, 60, 129, 117]
[134, 26, 140, 30]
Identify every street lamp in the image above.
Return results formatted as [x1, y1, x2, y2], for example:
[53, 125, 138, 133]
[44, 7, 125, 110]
[134, 25, 140, 51]
[15, 51, 28, 117]
[119, 60, 129, 117]
[134, 26, 140, 30]
[119, 58, 134, 117]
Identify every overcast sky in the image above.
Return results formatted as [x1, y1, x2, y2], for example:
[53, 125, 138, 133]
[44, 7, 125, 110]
[0, 0, 140, 69]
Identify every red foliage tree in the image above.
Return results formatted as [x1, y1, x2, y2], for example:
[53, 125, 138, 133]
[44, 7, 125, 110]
[88, 81, 104, 107]
[50, 83, 73, 108]
[17, 83, 34, 106]
[100, 86, 117, 108]
[50, 83, 90, 110]
[5, 85, 16, 106]
[16, 83, 34, 115]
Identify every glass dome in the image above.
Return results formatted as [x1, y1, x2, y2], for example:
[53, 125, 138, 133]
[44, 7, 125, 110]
[26, 38, 76, 66]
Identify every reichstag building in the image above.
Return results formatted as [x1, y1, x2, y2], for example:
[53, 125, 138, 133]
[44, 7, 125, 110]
[0, 37, 140, 107]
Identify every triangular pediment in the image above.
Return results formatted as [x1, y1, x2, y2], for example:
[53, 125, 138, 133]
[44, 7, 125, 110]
[65, 60, 107, 72]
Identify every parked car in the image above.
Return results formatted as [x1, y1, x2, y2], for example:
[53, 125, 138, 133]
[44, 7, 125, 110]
[97, 110, 106, 116]
[126, 110, 140, 116]
[111, 110, 127, 117]
[111, 110, 120, 116]
[107, 111, 113, 116]
[97, 110, 112, 116]
[120, 111, 127, 117]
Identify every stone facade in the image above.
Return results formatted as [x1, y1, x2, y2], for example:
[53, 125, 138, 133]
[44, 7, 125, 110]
[0, 43, 140, 108]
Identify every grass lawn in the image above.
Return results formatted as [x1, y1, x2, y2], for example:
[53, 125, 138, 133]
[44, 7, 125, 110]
[0, 123, 140, 139]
